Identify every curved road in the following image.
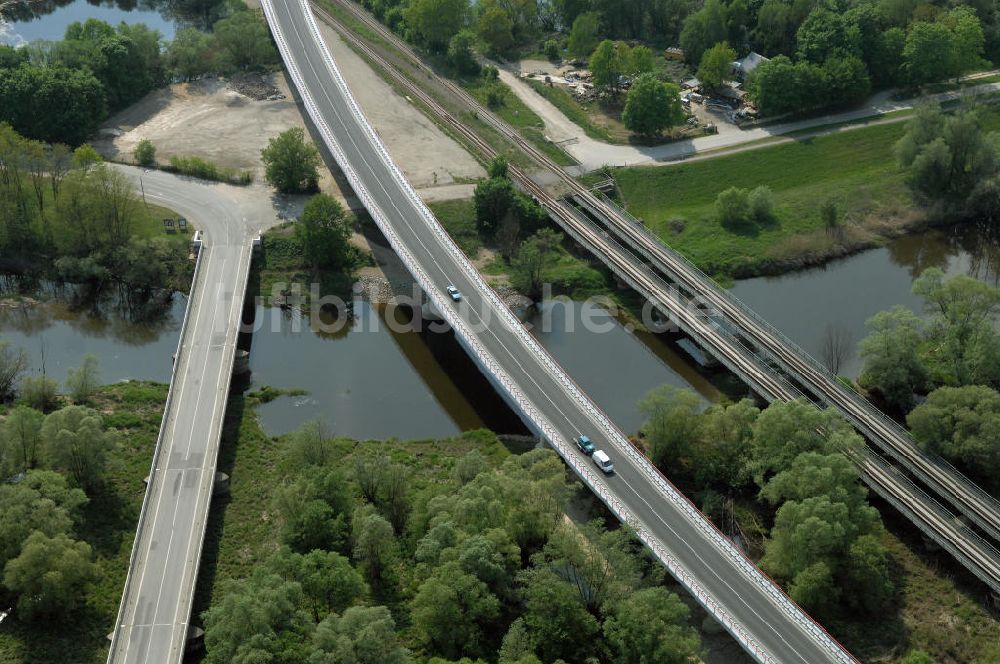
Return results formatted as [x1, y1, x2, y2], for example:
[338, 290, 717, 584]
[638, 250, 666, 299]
[263, 1, 856, 662]
[107, 168, 279, 664]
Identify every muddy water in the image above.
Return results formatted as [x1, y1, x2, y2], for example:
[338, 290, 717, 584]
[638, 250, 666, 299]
[730, 223, 1000, 378]
[0, 279, 185, 384]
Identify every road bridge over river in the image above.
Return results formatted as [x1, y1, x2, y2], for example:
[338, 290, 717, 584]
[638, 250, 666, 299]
[260, 1, 858, 662]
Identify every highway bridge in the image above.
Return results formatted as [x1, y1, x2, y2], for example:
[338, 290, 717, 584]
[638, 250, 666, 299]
[106, 170, 271, 664]
[314, 0, 1000, 597]
[261, 0, 858, 662]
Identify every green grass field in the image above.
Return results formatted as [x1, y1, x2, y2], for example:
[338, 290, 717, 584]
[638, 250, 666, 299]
[612, 107, 1000, 278]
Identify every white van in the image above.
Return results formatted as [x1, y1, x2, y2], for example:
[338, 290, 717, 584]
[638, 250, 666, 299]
[593, 450, 614, 474]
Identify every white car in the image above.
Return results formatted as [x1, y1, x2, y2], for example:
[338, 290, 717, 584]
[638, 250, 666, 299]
[446, 285, 462, 302]
[593, 449, 614, 474]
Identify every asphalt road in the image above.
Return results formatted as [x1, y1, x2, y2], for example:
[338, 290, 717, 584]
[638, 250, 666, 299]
[107, 170, 278, 664]
[266, 1, 855, 662]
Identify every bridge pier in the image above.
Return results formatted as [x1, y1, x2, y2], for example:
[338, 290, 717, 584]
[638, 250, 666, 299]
[213, 472, 231, 496]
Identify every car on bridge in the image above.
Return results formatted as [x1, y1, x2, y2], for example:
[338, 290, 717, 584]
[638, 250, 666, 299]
[446, 285, 462, 301]
[593, 449, 614, 474]
[576, 434, 595, 455]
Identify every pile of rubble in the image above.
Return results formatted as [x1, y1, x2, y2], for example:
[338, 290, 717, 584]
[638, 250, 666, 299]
[227, 74, 285, 101]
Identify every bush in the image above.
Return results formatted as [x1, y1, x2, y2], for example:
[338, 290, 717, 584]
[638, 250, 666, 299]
[485, 82, 506, 109]
[134, 139, 156, 167]
[715, 186, 750, 225]
[166, 155, 253, 185]
[748, 185, 774, 223]
[21, 375, 59, 412]
[544, 39, 560, 61]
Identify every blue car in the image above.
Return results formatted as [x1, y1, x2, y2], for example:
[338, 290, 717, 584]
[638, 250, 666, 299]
[576, 435, 595, 455]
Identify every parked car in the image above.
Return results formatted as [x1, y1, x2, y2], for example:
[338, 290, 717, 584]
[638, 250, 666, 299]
[593, 450, 614, 474]
[446, 285, 462, 302]
[576, 435, 595, 455]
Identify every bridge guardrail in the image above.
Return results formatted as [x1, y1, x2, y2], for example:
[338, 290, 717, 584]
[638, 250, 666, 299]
[107, 235, 205, 661]
[263, 2, 857, 661]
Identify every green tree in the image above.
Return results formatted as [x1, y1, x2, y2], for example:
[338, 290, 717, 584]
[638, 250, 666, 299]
[352, 506, 397, 582]
[454, 449, 489, 484]
[262, 128, 321, 194]
[166, 28, 216, 80]
[590, 39, 632, 95]
[680, 0, 728, 65]
[510, 228, 563, 298]
[213, 10, 278, 70]
[0, 64, 106, 145]
[690, 398, 759, 488]
[715, 186, 750, 225]
[202, 570, 313, 664]
[498, 618, 535, 663]
[266, 548, 366, 621]
[21, 375, 59, 412]
[858, 306, 928, 411]
[904, 21, 958, 86]
[843, 533, 894, 612]
[622, 74, 685, 137]
[942, 7, 986, 77]
[603, 587, 702, 664]
[3, 531, 99, 619]
[697, 41, 736, 89]
[0, 470, 87, 569]
[473, 175, 517, 237]
[406, 0, 470, 52]
[567, 12, 600, 59]
[795, 8, 858, 64]
[410, 561, 500, 658]
[823, 56, 871, 106]
[900, 651, 935, 664]
[0, 406, 45, 475]
[41, 405, 110, 490]
[518, 567, 598, 663]
[134, 138, 156, 167]
[629, 44, 655, 74]
[638, 385, 703, 468]
[448, 30, 480, 75]
[747, 185, 775, 223]
[297, 194, 353, 270]
[908, 385, 1000, 479]
[478, 2, 515, 55]
[311, 605, 412, 664]
[65, 353, 100, 404]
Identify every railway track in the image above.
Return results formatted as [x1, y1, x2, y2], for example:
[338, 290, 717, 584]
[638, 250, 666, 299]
[311, 0, 1000, 595]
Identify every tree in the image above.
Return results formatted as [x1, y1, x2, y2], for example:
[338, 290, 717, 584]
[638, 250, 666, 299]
[473, 175, 517, 237]
[622, 75, 685, 137]
[908, 385, 1000, 479]
[454, 449, 489, 484]
[760, 452, 871, 513]
[0, 64, 107, 145]
[213, 10, 278, 71]
[746, 55, 801, 116]
[0, 406, 45, 475]
[448, 30, 480, 75]
[820, 323, 853, 375]
[134, 138, 156, 167]
[567, 12, 600, 59]
[858, 306, 928, 411]
[843, 533, 894, 612]
[629, 45, 655, 75]
[747, 185, 774, 223]
[478, 2, 515, 55]
[639, 385, 703, 468]
[697, 41, 736, 89]
[510, 228, 563, 299]
[795, 9, 858, 64]
[405, 0, 470, 52]
[3, 531, 99, 619]
[41, 406, 109, 490]
[499, 618, 535, 663]
[21, 375, 59, 412]
[0, 340, 27, 401]
[262, 128, 321, 194]
[690, 398, 759, 488]
[311, 605, 412, 664]
[65, 353, 100, 404]
[518, 567, 598, 663]
[0, 470, 87, 569]
[166, 28, 216, 80]
[823, 56, 871, 107]
[603, 587, 702, 664]
[352, 506, 396, 582]
[266, 548, 366, 621]
[904, 22, 958, 86]
[942, 7, 986, 78]
[715, 186, 750, 225]
[680, 0, 728, 65]
[297, 194, 353, 270]
[202, 570, 313, 664]
[590, 40, 631, 95]
[410, 561, 500, 659]
[287, 419, 336, 467]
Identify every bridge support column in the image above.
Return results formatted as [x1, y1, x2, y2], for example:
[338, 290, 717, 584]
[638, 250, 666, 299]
[233, 349, 251, 375]
[213, 472, 230, 497]
[921, 534, 942, 552]
[701, 615, 725, 635]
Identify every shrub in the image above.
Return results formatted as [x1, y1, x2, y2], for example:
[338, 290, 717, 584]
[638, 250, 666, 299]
[544, 40, 560, 61]
[715, 186, 750, 225]
[485, 82, 506, 109]
[748, 185, 774, 223]
[134, 139, 156, 167]
[21, 376, 59, 412]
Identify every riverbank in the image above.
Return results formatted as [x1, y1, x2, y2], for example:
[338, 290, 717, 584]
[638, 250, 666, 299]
[607, 108, 1000, 280]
